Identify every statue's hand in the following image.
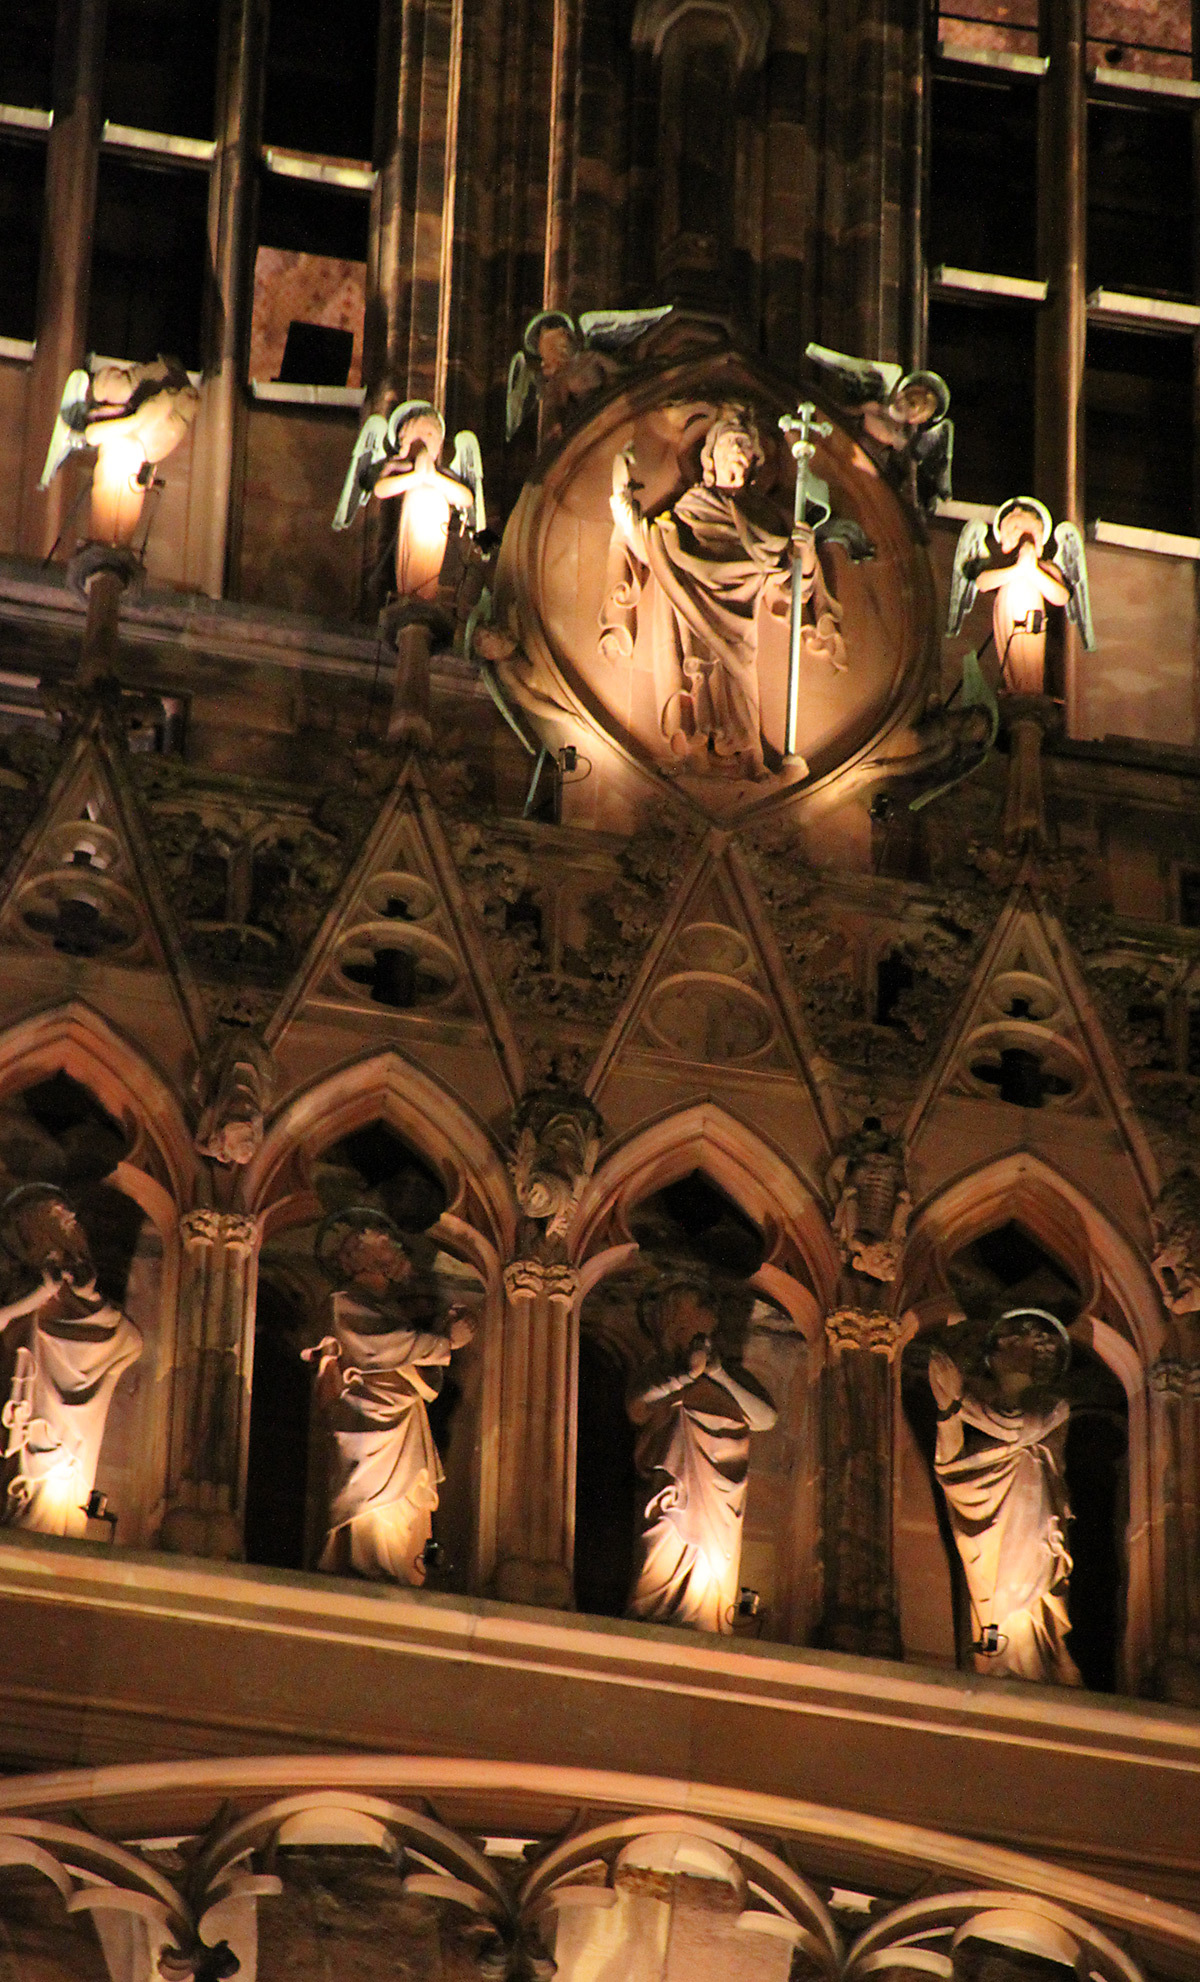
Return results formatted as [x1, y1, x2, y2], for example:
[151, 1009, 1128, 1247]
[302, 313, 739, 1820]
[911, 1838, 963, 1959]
[447, 1306, 476, 1350]
[687, 1332, 711, 1378]
[928, 1347, 964, 1411]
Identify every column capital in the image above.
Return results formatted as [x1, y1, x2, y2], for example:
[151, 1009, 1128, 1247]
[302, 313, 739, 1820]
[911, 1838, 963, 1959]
[181, 1208, 224, 1248]
[219, 1212, 258, 1255]
[504, 1258, 580, 1304]
[1151, 1358, 1200, 1397]
[825, 1307, 902, 1357]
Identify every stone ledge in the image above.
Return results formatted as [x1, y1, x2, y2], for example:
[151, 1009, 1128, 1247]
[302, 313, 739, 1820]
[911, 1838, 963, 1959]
[0, 1532, 1196, 1889]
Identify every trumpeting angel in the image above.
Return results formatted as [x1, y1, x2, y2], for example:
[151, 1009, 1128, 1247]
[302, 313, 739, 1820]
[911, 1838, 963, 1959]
[333, 399, 485, 602]
[40, 356, 200, 547]
[506, 306, 672, 442]
[804, 342, 953, 515]
[947, 497, 1094, 696]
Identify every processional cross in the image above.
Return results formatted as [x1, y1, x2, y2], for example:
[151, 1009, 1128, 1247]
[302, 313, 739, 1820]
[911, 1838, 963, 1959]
[778, 400, 832, 763]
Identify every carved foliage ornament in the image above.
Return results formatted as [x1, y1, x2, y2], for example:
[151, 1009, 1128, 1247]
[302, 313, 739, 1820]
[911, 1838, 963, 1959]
[508, 1087, 603, 1246]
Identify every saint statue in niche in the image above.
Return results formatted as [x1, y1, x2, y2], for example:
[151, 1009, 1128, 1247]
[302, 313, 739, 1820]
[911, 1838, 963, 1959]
[305, 1208, 474, 1584]
[606, 405, 846, 781]
[626, 1270, 776, 1633]
[928, 1307, 1082, 1685]
[0, 1184, 141, 1537]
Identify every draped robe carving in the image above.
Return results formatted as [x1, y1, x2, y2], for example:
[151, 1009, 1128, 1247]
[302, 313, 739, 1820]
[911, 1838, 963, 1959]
[929, 1315, 1081, 1686]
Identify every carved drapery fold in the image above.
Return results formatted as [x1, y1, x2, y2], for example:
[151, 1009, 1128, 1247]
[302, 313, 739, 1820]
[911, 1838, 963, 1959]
[161, 1209, 260, 1561]
[822, 1306, 902, 1658]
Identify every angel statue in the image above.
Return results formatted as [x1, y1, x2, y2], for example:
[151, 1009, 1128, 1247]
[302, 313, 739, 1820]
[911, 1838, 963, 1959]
[506, 306, 672, 442]
[303, 1207, 474, 1584]
[0, 1184, 141, 1538]
[40, 356, 201, 547]
[928, 1307, 1081, 1686]
[333, 400, 485, 602]
[947, 498, 1095, 696]
[805, 342, 953, 514]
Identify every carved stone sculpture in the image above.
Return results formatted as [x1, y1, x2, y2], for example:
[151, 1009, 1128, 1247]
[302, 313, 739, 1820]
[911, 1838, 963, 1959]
[304, 1208, 474, 1584]
[805, 342, 953, 514]
[506, 307, 672, 442]
[827, 1117, 911, 1285]
[947, 499, 1095, 696]
[607, 405, 847, 781]
[1151, 1169, 1200, 1316]
[40, 358, 200, 547]
[194, 1032, 275, 1168]
[626, 1270, 776, 1633]
[0, 1184, 141, 1537]
[333, 400, 485, 602]
[929, 1308, 1081, 1685]
[508, 1086, 602, 1261]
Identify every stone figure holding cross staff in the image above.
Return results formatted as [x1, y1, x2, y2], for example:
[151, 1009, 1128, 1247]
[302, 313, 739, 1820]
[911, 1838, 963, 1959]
[606, 404, 852, 781]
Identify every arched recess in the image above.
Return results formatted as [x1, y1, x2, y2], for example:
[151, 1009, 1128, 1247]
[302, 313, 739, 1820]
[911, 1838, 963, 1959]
[574, 1099, 837, 1321]
[896, 1153, 1163, 1693]
[0, 1001, 194, 1547]
[245, 1047, 514, 1275]
[242, 1050, 516, 1589]
[570, 1102, 836, 1645]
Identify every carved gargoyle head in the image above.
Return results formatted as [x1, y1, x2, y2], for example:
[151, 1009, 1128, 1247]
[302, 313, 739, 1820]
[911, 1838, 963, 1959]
[509, 1087, 603, 1240]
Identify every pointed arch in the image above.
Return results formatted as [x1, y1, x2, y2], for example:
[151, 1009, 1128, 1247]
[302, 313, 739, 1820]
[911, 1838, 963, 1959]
[901, 1151, 1165, 1369]
[0, 999, 195, 1221]
[244, 1047, 515, 1280]
[573, 1098, 837, 1327]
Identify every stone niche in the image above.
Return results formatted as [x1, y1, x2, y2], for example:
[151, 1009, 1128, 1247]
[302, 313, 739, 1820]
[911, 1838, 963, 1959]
[492, 341, 937, 833]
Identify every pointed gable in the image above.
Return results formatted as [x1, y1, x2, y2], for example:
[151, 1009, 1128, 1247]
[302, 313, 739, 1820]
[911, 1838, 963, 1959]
[266, 762, 524, 1109]
[0, 715, 205, 1052]
[906, 879, 1157, 1228]
[586, 827, 838, 1162]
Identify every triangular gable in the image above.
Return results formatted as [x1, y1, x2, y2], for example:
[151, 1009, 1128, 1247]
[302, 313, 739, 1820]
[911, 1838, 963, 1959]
[585, 826, 838, 1147]
[906, 879, 1157, 1213]
[266, 761, 524, 1103]
[0, 714, 205, 1050]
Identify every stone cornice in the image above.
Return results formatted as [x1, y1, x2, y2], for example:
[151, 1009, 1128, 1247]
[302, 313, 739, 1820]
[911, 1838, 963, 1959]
[0, 1533, 1197, 1893]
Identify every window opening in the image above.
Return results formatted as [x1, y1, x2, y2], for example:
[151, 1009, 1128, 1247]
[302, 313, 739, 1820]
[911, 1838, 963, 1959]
[0, 1, 56, 111]
[250, 174, 368, 389]
[1087, 101, 1193, 300]
[0, 136, 46, 342]
[101, 0, 220, 140]
[1085, 324, 1194, 535]
[262, 0, 382, 161]
[929, 74, 1039, 279]
[87, 155, 209, 370]
[927, 299, 1037, 501]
